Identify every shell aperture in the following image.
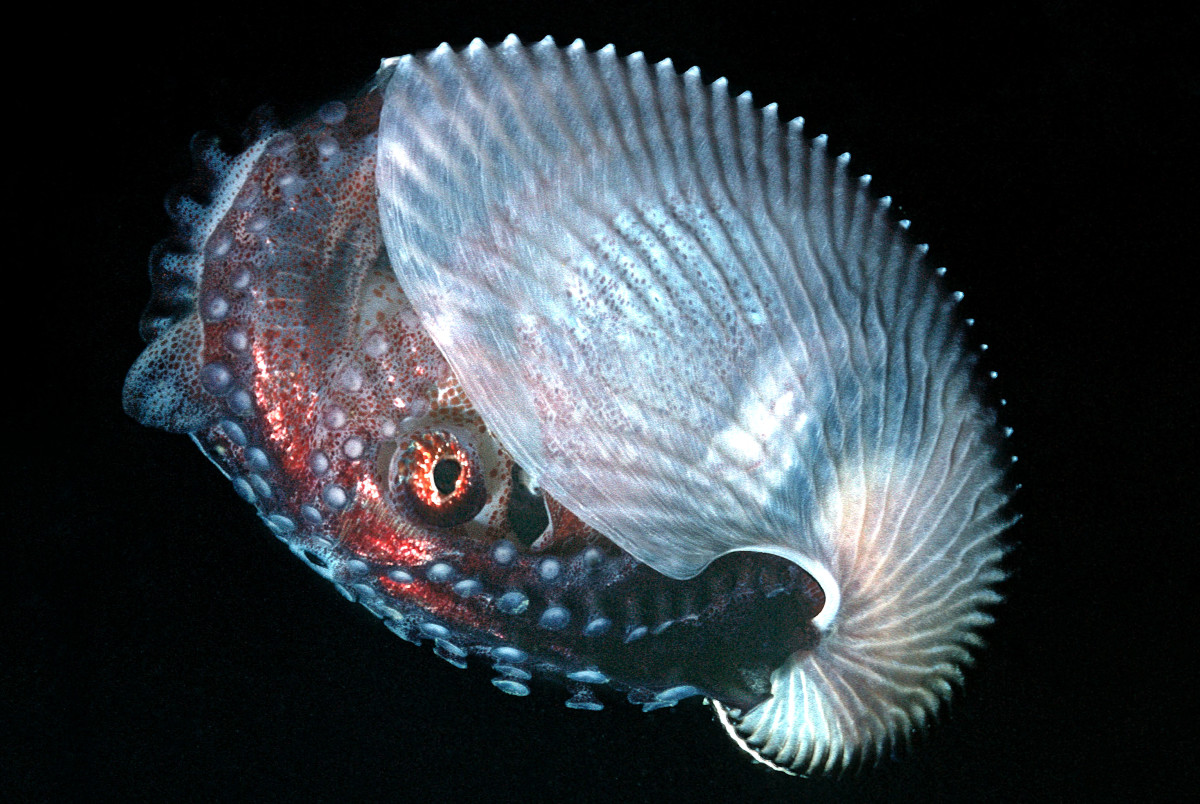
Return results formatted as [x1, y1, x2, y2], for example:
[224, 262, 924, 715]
[124, 35, 1014, 775]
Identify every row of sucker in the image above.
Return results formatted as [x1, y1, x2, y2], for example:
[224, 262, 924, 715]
[353, 530, 825, 712]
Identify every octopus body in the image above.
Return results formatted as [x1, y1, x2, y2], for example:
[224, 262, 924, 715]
[125, 37, 1014, 774]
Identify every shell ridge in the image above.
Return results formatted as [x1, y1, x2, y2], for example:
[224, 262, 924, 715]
[378, 62, 470, 262]
[868, 417, 987, 595]
[644, 71, 790, 419]
[735, 96, 826, 400]
[668, 75, 774, 381]
[535, 47, 797, 522]
[494, 39, 592, 172]
[779, 126, 856, 481]
[692, 82, 816, 416]
[882, 425, 973, 581]
[678, 79, 851, 538]
[662, 82, 856, 560]
[535, 61, 764, 483]
[612, 47, 737, 420]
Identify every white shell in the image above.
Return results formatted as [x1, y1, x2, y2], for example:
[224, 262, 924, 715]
[376, 36, 1012, 773]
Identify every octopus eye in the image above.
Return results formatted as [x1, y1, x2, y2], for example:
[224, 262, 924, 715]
[389, 430, 487, 527]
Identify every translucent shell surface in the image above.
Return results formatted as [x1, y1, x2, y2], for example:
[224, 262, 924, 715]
[124, 35, 1014, 776]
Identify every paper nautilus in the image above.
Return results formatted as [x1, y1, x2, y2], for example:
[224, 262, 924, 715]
[124, 36, 1015, 775]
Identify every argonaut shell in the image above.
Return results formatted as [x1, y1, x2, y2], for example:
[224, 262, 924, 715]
[124, 35, 1014, 775]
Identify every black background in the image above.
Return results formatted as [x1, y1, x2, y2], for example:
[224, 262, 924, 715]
[11, 2, 1195, 801]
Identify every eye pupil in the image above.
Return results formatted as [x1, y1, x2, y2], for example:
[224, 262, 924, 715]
[433, 458, 461, 495]
[387, 430, 487, 528]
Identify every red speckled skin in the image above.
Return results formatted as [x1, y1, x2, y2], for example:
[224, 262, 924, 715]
[124, 68, 823, 712]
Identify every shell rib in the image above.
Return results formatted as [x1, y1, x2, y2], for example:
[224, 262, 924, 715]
[375, 36, 1012, 772]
